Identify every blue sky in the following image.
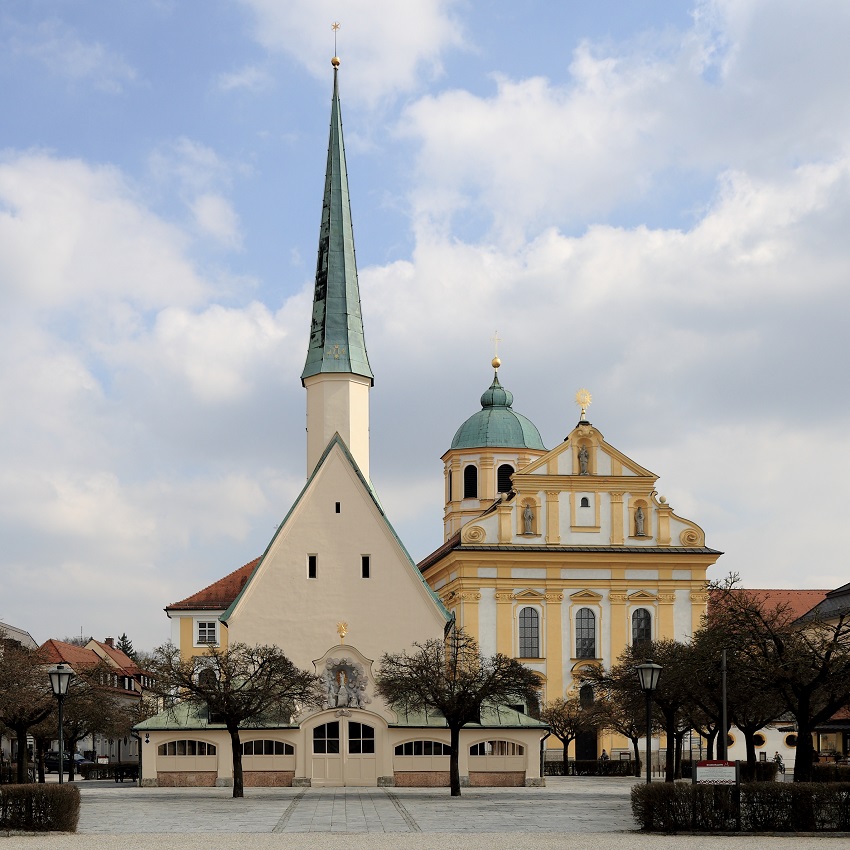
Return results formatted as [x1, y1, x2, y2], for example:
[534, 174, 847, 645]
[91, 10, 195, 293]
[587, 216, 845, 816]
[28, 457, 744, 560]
[2, 0, 850, 650]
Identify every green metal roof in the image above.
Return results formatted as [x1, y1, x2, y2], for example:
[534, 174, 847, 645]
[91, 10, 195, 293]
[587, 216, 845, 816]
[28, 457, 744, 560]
[390, 703, 548, 729]
[301, 67, 373, 386]
[450, 373, 546, 451]
[134, 702, 295, 732]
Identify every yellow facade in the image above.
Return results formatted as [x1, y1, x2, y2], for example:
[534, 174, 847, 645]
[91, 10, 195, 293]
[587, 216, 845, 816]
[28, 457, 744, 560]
[422, 414, 722, 754]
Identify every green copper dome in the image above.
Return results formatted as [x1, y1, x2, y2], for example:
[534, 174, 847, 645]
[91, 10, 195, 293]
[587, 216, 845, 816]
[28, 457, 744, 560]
[450, 373, 546, 451]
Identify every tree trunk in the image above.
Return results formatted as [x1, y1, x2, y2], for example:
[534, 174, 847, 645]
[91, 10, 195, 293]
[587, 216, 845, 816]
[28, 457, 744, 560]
[560, 736, 572, 776]
[708, 727, 719, 760]
[793, 720, 815, 783]
[631, 737, 642, 777]
[664, 712, 676, 782]
[449, 724, 462, 797]
[35, 738, 46, 784]
[743, 728, 757, 771]
[66, 735, 81, 782]
[14, 725, 30, 784]
[228, 724, 244, 798]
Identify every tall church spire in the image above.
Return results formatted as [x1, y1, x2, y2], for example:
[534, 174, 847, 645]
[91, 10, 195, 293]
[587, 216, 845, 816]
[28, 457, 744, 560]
[301, 63, 373, 386]
[302, 61, 373, 479]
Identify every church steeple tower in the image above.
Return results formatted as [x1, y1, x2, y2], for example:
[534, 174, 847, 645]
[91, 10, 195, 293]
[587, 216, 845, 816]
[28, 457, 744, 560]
[302, 59, 373, 479]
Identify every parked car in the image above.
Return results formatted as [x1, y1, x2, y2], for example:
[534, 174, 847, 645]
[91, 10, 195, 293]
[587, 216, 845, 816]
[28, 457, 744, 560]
[43, 752, 94, 774]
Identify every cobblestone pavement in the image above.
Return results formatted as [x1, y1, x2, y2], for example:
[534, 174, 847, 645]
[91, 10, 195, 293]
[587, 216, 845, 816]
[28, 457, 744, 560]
[0, 778, 843, 849]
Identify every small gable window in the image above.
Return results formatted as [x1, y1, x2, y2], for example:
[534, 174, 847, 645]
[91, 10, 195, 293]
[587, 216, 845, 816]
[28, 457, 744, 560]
[463, 465, 478, 499]
[580, 497, 590, 508]
[361, 555, 370, 579]
[308, 554, 318, 579]
[518, 606, 540, 658]
[575, 608, 596, 659]
[632, 608, 652, 646]
[497, 464, 514, 494]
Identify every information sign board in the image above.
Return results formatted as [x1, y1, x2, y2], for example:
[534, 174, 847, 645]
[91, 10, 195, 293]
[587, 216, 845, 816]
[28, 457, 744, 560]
[696, 759, 737, 784]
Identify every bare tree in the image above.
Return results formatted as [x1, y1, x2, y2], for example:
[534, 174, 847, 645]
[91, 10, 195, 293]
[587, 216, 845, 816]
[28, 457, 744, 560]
[149, 642, 321, 798]
[0, 644, 53, 783]
[709, 577, 850, 782]
[539, 696, 595, 775]
[376, 629, 542, 797]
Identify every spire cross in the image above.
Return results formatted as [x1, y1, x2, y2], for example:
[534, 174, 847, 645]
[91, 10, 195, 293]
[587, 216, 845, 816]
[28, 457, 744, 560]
[491, 330, 502, 370]
[491, 330, 501, 359]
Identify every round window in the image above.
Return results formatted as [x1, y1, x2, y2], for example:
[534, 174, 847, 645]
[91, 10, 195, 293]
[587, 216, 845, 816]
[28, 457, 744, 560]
[752, 733, 766, 747]
[785, 733, 797, 748]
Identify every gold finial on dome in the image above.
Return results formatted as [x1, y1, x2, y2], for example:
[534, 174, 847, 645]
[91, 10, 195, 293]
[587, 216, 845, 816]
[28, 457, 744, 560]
[575, 388, 592, 421]
[332, 22, 341, 67]
[491, 330, 502, 370]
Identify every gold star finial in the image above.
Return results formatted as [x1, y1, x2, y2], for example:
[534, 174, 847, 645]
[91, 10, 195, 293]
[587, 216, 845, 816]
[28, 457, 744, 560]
[491, 330, 502, 370]
[337, 621, 348, 643]
[331, 22, 341, 67]
[575, 388, 592, 421]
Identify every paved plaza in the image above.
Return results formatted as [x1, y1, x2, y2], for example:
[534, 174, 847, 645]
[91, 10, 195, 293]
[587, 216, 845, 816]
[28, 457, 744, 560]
[1, 777, 844, 848]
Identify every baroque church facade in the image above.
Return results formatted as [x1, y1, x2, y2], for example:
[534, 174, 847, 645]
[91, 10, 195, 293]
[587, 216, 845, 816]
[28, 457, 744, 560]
[419, 373, 722, 756]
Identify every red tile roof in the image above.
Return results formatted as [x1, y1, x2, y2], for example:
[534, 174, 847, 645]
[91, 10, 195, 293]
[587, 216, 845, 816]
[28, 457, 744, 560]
[166, 558, 260, 612]
[708, 588, 830, 621]
[39, 639, 102, 668]
[89, 640, 137, 671]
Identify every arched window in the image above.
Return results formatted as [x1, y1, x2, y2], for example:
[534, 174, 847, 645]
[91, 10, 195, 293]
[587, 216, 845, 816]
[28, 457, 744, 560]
[632, 608, 652, 646]
[242, 740, 294, 756]
[447, 470, 453, 501]
[576, 608, 596, 659]
[463, 465, 478, 498]
[497, 464, 514, 494]
[518, 607, 540, 658]
[580, 497, 590, 508]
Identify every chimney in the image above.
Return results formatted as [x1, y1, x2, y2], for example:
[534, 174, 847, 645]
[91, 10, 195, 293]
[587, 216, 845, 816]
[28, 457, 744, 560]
[105, 637, 114, 648]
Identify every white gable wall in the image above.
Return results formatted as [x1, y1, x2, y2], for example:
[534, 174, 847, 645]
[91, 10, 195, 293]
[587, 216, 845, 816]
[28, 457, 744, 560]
[226, 443, 446, 669]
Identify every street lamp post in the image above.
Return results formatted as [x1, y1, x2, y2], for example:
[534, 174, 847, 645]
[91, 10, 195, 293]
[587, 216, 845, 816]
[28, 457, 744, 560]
[48, 664, 75, 784]
[637, 661, 662, 784]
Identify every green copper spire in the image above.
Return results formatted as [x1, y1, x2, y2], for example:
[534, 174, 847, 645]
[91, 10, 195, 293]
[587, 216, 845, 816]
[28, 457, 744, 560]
[301, 65, 373, 385]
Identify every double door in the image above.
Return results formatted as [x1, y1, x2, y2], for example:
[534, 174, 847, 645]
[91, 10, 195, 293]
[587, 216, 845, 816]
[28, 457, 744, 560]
[311, 719, 377, 786]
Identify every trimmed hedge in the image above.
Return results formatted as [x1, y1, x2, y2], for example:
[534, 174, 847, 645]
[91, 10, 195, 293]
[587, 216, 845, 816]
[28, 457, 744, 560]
[78, 763, 139, 781]
[0, 784, 80, 832]
[812, 763, 850, 783]
[545, 759, 638, 777]
[631, 781, 850, 832]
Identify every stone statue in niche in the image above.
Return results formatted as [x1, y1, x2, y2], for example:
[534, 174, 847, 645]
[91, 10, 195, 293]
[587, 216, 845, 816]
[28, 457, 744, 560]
[322, 657, 370, 710]
[578, 445, 589, 475]
[635, 506, 645, 536]
[523, 503, 534, 534]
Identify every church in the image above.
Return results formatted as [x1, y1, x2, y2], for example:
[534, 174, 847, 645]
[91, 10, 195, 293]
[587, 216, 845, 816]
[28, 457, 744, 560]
[136, 60, 548, 789]
[137, 54, 722, 783]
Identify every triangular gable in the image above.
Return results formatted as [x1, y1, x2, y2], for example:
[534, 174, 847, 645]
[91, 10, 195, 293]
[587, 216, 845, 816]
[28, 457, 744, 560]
[514, 589, 545, 601]
[569, 589, 604, 602]
[519, 424, 656, 479]
[627, 590, 658, 602]
[223, 433, 450, 625]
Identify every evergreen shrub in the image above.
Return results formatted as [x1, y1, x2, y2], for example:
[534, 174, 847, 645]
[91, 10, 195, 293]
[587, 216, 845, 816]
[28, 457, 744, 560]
[811, 763, 850, 783]
[631, 781, 850, 832]
[0, 784, 80, 832]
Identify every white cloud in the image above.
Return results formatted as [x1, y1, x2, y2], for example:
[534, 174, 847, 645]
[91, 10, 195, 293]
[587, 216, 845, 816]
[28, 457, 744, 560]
[236, 0, 465, 105]
[0, 153, 206, 311]
[8, 18, 137, 93]
[216, 64, 271, 93]
[191, 193, 242, 249]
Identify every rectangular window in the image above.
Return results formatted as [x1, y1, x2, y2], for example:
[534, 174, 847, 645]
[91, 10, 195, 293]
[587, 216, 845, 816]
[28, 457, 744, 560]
[308, 554, 318, 579]
[196, 621, 218, 645]
[335, 502, 341, 513]
[361, 555, 370, 578]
